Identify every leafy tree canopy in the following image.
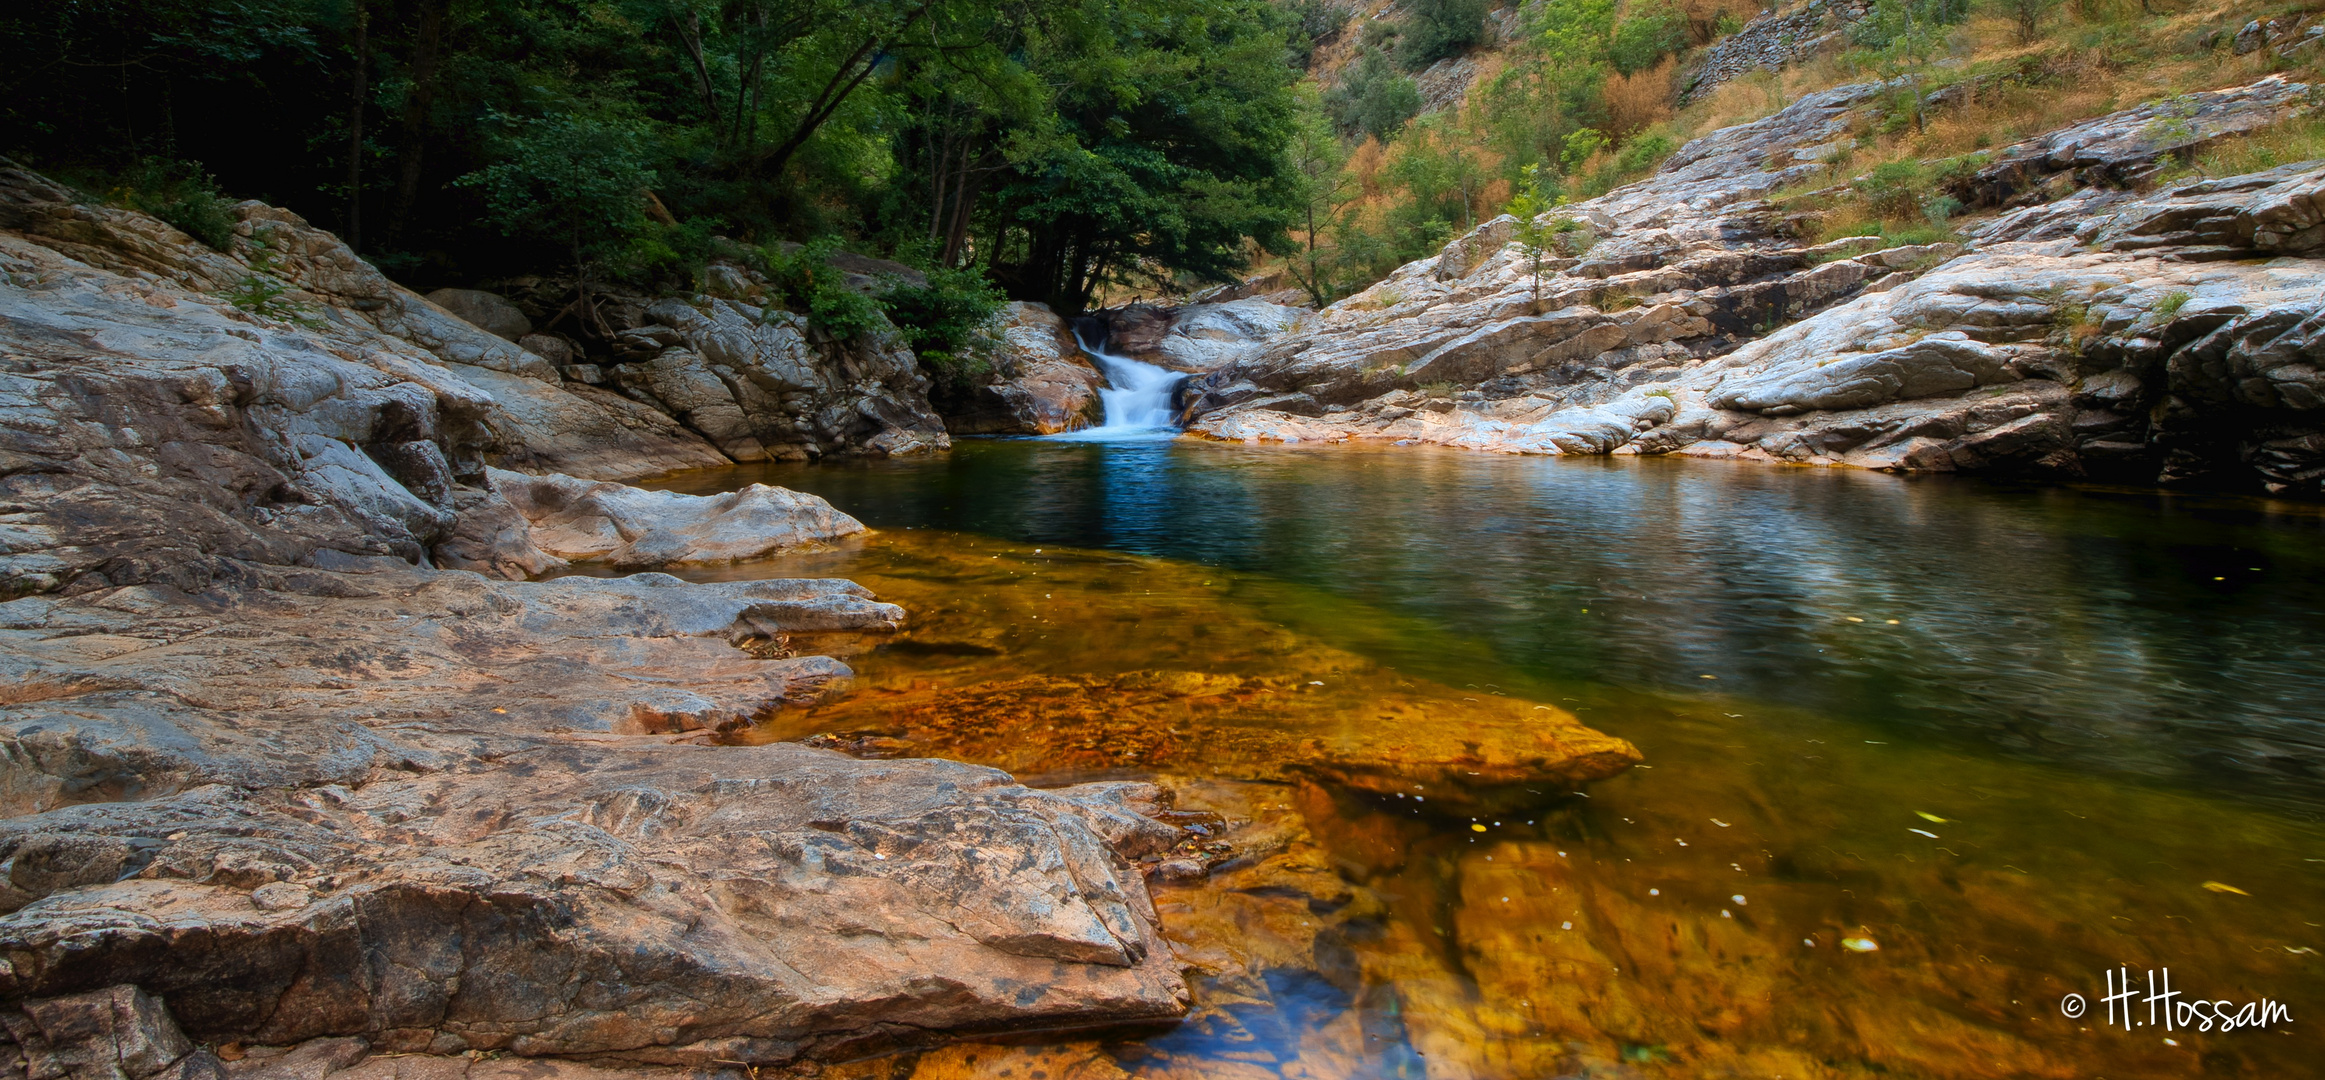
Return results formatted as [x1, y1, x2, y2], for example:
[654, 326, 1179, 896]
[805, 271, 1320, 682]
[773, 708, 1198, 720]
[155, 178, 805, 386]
[0, 0, 1309, 314]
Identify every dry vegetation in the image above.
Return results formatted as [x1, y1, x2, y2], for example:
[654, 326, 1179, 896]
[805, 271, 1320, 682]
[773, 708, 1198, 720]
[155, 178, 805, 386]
[1238, 0, 2324, 305]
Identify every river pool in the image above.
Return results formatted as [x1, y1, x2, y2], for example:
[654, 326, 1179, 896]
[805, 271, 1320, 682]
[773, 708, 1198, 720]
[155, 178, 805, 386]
[647, 440, 2324, 1080]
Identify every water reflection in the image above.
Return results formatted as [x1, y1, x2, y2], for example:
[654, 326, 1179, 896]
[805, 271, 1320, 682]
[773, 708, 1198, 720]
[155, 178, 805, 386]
[653, 440, 2325, 812]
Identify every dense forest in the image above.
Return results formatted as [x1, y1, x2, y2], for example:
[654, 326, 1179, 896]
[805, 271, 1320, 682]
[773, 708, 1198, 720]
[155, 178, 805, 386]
[6, 0, 2312, 332]
[0, 0, 1310, 316]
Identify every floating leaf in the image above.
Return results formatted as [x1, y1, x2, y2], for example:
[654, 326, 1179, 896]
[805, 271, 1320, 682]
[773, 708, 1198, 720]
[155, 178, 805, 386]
[2202, 881, 2250, 895]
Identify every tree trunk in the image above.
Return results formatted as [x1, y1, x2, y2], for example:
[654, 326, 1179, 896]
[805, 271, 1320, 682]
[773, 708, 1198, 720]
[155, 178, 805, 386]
[753, 3, 930, 182]
[383, 0, 448, 248]
[345, 0, 369, 251]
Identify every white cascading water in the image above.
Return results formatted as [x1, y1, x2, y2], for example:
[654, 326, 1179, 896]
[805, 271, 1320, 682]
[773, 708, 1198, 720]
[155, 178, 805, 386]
[1046, 327, 1186, 440]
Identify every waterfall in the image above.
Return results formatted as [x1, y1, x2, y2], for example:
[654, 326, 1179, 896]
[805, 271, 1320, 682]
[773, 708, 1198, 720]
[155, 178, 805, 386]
[1046, 325, 1186, 441]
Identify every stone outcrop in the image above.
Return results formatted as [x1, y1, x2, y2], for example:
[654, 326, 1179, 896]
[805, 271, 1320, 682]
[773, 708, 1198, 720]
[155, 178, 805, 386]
[610, 295, 949, 461]
[1681, 0, 1868, 102]
[939, 302, 1104, 435]
[1084, 298, 1318, 373]
[1950, 75, 2316, 208]
[1151, 299, 1317, 371]
[0, 162, 1215, 1066]
[0, 985, 223, 1080]
[421, 288, 531, 342]
[1181, 78, 2325, 497]
[488, 469, 866, 568]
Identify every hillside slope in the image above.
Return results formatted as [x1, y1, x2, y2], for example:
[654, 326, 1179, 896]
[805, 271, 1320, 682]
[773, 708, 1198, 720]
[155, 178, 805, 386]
[1178, 73, 2325, 496]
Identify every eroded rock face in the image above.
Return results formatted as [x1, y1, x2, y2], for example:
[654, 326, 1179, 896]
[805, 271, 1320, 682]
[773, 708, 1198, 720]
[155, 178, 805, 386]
[0, 984, 223, 1080]
[1152, 300, 1316, 372]
[940, 303, 1104, 435]
[1179, 79, 2325, 497]
[0, 748, 1185, 1062]
[616, 297, 950, 461]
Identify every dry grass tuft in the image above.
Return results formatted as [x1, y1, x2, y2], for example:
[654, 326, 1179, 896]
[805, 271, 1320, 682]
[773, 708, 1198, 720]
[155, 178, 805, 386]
[1606, 58, 1680, 136]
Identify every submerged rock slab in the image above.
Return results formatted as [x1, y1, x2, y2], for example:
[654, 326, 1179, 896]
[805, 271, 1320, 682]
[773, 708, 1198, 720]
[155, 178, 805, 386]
[799, 670, 1640, 814]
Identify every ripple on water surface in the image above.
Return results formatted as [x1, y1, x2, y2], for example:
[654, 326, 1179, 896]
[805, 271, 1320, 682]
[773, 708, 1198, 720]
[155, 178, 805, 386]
[644, 441, 2325, 1080]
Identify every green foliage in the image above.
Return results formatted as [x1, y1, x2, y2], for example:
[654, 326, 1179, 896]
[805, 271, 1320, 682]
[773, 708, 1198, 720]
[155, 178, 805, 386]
[1506, 163, 1561, 303]
[109, 158, 238, 251]
[2142, 94, 2201, 144]
[226, 235, 319, 325]
[1326, 50, 1426, 140]
[1853, 160, 1933, 219]
[1614, 131, 1677, 174]
[758, 239, 886, 340]
[878, 264, 1008, 371]
[2153, 289, 2192, 320]
[1562, 128, 1610, 173]
[1283, 93, 1359, 306]
[1289, 0, 1354, 63]
[2192, 113, 2325, 177]
[1395, 0, 1489, 71]
[1997, 0, 2063, 43]
[2, 0, 1309, 315]
[1609, 6, 1688, 75]
[624, 217, 728, 290]
[1850, 0, 1971, 50]
[459, 112, 658, 278]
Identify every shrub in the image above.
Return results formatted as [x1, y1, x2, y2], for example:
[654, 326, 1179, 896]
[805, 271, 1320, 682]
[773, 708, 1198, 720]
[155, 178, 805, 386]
[1326, 50, 1425, 140]
[111, 158, 237, 250]
[1849, 0, 1970, 49]
[1290, 0, 1353, 62]
[1561, 127, 1610, 173]
[1852, 160, 1930, 218]
[1610, 6, 1688, 75]
[757, 238, 886, 340]
[1615, 130, 1678, 174]
[1395, 0, 1489, 70]
[878, 264, 1008, 382]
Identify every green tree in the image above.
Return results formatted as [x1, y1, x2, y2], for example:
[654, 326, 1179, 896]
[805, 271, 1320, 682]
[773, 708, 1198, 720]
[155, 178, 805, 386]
[1282, 95, 1357, 307]
[460, 111, 659, 330]
[1608, 4, 1686, 74]
[976, 0, 1306, 310]
[1506, 163, 1559, 308]
[1395, 0, 1488, 71]
[1325, 49, 1425, 140]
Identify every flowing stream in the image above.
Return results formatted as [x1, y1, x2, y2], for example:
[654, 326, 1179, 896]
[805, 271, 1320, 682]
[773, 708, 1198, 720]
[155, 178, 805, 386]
[646, 442, 2325, 1080]
[1044, 328, 1186, 440]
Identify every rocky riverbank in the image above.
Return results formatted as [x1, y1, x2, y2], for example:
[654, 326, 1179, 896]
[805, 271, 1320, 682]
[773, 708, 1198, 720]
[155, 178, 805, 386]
[1158, 75, 2325, 498]
[0, 159, 1641, 1077]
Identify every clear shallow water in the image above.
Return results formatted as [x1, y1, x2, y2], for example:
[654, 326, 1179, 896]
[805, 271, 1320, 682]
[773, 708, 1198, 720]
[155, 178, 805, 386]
[646, 440, 2325, 1079]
